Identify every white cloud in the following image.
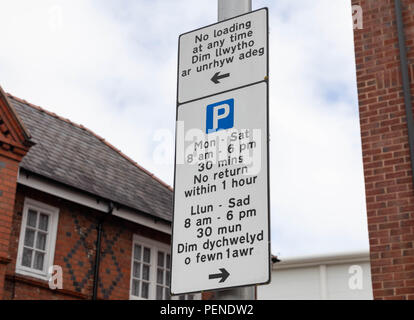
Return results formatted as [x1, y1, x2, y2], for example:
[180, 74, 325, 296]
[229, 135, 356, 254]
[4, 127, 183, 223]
[0, 0, 369, 258]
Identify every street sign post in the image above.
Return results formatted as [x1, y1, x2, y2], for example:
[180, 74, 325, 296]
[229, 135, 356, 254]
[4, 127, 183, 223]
[171, 7, 270, 296]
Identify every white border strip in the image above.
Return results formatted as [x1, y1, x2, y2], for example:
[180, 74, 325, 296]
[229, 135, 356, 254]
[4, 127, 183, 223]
[273, 251, 370, 270]
[17, 171, 171, 235]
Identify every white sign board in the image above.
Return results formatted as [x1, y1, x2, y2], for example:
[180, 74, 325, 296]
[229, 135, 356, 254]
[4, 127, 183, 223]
[171, 82, 270, 295]
[177, 8, 268, 104]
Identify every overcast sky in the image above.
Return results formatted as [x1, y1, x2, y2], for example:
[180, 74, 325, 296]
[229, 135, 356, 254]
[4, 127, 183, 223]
[0, 0, 369, 259]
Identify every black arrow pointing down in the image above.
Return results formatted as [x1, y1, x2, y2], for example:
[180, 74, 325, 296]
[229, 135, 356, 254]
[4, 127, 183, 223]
[211, 72, 230, 84]
[209, 268, 230, 283]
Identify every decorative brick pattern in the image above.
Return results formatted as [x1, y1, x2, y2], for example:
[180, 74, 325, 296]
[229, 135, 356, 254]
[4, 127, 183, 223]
[63, 213, 96, 294]
[98, 229, 124, 299]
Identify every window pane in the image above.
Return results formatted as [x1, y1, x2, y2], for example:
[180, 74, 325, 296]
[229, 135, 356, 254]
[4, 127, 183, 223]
[157, 268, 163, 284]
[143, 247, 150, 263]
[33, 251, 45, 270]
[134, 245, 141, 261]
[166, 254, 171, 269]
[179, 295, 185, 300]
[38, 213, 49, 231]
[27, 210, 37, 227]
[166, 271, 170, 285]
[165, 288, 171, 300]
[22, 248, 33, 267]
[187, 294, 194, 300]
[24, 229, 35, 247]
[157, 251, 164, 267]
[133, 262, 141, 278]
[156, 286, 163, 300]
[141, 282, 149, 299]
[36, 232, 47, 251]
[142, 265, 150, 281]
[132, 279, 140, 297]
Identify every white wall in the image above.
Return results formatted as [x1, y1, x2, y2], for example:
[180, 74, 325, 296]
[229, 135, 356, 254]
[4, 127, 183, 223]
[258, 252, 373, 300]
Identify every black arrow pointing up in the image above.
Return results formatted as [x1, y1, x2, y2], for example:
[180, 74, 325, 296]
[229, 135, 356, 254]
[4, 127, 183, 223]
[208, 268, 230, 283]
[211, 71, 230, 84]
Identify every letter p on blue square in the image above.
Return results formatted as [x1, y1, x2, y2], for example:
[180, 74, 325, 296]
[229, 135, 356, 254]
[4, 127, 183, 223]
[206, 98, 234, 134]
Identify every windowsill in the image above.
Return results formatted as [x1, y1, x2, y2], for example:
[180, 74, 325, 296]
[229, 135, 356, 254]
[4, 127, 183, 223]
[5, 273, 89, 300]
[15, 267, 49, 282]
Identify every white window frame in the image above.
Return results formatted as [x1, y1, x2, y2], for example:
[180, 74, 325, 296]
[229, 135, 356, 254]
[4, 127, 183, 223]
[15, 197, 59, 281]
[130, 235, 200, 300]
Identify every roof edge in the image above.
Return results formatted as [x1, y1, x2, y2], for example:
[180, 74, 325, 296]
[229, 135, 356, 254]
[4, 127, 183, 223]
[0, 87, 32, 142]
[6, 93, 173, 192]
[18, 168, 172, 226]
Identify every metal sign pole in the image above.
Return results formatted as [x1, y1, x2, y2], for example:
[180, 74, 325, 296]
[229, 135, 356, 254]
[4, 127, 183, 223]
[218, 0, 252, 21]
[215, 0, 255, 301]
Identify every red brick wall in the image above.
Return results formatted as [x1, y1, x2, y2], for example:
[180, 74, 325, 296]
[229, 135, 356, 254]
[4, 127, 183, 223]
[4, 185, 171, 300]
[352, 0, 414, 299]
[0, 155, 20, 299]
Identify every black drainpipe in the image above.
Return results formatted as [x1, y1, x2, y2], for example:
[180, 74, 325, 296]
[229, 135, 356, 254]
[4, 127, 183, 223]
[395, 0, 414, 188]
[92, 201, 114, 300]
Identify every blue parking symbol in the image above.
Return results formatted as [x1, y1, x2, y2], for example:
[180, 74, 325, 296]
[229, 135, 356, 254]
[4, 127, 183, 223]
[206, 98, 234, 134]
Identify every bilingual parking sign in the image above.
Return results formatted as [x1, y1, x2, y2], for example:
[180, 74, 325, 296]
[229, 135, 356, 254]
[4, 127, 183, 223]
[172, 8, 270, 295]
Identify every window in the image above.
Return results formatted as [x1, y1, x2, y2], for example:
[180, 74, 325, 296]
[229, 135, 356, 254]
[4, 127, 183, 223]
[16, 198, 59, 281]
[131, 243, 152, 299]
[179, 294, 195, 300]
[156, 250, 171, 300]
[130, 235, 200, 300]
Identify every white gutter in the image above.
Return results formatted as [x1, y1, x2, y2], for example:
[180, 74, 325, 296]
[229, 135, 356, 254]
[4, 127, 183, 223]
[273, 251, 370, 270]
[17, 170, 172, 235]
